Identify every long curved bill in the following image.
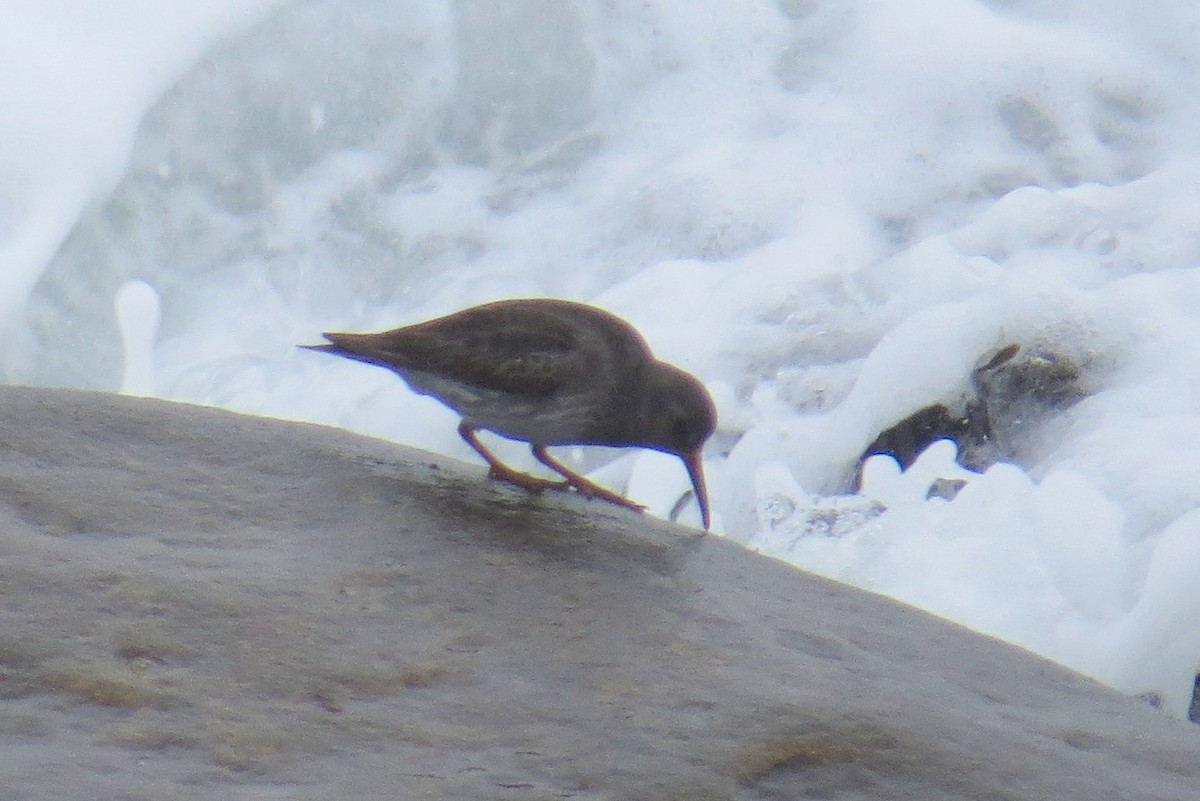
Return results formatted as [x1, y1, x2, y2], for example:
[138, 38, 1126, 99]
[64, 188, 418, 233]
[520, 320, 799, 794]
[681, 449, 711, 530]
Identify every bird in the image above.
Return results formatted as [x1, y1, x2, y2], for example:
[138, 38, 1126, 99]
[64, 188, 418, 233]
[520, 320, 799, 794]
[302, 298, 716, 528]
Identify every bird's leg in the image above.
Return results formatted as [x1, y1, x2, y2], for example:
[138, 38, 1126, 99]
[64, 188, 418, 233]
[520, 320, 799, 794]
[531, 445, 646, 514]
[457, 423, 568, 493]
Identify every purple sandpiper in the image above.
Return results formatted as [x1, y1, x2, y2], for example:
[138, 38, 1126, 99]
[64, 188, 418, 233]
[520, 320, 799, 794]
[303, 298, 716, 528]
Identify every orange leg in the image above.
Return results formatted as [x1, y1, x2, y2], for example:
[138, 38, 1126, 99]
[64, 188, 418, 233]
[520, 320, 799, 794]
[458, 423, 567, 493]
[532, 445, 645, 514]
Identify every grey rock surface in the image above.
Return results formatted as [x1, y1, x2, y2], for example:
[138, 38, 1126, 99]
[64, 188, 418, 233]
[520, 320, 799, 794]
[0, 386, 1197, 800]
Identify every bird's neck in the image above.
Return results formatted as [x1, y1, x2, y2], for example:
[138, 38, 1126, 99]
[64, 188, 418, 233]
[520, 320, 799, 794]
[601, 364, 660, 449]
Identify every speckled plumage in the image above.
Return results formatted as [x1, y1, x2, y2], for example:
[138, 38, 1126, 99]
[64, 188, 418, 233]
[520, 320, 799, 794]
[304, 298, 716, 528]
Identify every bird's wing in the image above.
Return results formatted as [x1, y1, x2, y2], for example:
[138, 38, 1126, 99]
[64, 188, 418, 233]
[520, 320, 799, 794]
[317, 301, 639, 398]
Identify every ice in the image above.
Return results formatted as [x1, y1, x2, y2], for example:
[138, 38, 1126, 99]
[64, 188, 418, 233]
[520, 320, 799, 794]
[6, 1, 1200, 718]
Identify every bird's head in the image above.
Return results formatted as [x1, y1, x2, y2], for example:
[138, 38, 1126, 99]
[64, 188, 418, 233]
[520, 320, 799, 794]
[633, 363, 717, 529]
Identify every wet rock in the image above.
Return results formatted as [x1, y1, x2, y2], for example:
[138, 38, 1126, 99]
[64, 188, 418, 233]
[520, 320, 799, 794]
[859, 342, 1090, 486]
[1, 387, 1197, 800]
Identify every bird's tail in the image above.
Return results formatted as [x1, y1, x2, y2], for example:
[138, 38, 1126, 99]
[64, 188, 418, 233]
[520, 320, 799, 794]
[298, 332, 408, 368]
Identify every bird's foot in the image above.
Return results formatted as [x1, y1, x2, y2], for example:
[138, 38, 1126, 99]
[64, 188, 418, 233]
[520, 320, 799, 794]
[486, 463, 570, 494]
[560, 475, 646, 514]
[491, 463, 643, 512]
[529, 445, 646, 514]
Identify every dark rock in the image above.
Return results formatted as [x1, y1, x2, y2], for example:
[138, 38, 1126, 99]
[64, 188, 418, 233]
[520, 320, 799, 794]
[861, 403, 973, 472]
[1189, 675, 1200, 724]
[926, 477, 968, 501]
[859, 343, 1090, 487]
[0, 387, 1197, 800]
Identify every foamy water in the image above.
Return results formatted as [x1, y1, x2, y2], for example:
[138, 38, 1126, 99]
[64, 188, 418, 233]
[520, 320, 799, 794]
[6, 0, 1200, 715]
